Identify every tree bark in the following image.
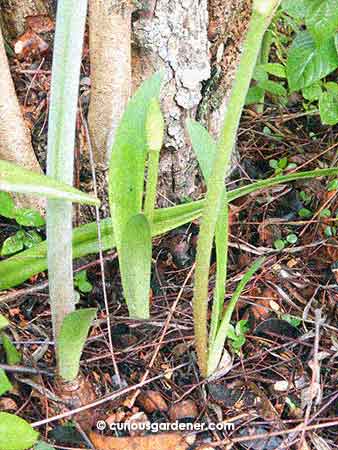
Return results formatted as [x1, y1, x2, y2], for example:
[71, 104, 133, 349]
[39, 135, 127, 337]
[88, 0, 133, 165]
[132, 0, 251, 206]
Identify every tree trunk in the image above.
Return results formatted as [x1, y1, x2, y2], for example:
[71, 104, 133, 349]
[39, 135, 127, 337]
[132, 0, 251, 206]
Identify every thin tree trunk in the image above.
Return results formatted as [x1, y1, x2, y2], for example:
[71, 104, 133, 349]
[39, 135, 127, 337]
[0, 26, 43, 210]
[88, 0, 133, 165]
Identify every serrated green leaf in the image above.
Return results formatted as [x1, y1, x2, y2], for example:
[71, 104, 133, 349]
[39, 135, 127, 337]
[287, 32, 338, 91]
[2, 334, 21, 365]
[1, 233, 24, 256]
[0, 160, 100, 206]
[15, 209, 45, 228]
[302, 82, 322, 101]
[245, 85, 265, 105]
[306, 0, 338, 43]
[186, 119, 217, 182]
[259, 63, 286, 78]
[0, 368, 12, 395]
[119, 214, 152, 319]
[109, 73, 162, 252]
[319, 90, 338, 125]
[0, 192, 16, 219]
[58, 309, 96, 381]
[0, 314, 9, 330]
[0, 412, 39, 450]
[281, 0, 309, 19]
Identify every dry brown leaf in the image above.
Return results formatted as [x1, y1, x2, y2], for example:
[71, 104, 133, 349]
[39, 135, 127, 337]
[89, 432, 190, 450]
[0, 397, 17, 411]
[137, 390, 168, 414]
[14, 30, 48, 58]
[25, 15, 54, 33]
[169, 400, 198, 422]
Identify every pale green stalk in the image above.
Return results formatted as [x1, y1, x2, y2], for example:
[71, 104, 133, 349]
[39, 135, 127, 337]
[193, 0, 281, 376]
[144, 98, 164, 224]
[46, 0, 88, 344]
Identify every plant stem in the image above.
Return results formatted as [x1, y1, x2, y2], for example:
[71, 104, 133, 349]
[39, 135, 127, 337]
[47, 0, 88, 346]
[193, 4, 278, 377]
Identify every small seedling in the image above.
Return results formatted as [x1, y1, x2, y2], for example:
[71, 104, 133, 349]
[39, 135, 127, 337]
[269, 157, 297, 175]
[274, 233, 298, 250]
[298, 207, 312, 219]
[74, 270, 93, 294]
[227, 320, 250, 354]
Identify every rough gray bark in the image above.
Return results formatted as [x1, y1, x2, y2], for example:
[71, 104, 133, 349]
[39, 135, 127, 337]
[133, 0, 251, 206]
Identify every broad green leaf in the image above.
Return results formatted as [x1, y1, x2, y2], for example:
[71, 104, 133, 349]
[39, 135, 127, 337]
[3, 167, 338, 291]
[0, 160, 99, 206]
[0, 368, 12, 395]
[0, 192, 16, 219]
[0, 314, 9, 330]
[306, 0, 338, 43]
[119, 214, 152, 319]
[186, 119, 217, 182]
[58, 309, 96, 381]
[15, 209, 45, 227]
[253, 65, 268, 83]
[287, 32, 338, 91]
[281, 0, 309, 19]
[109, 73, 162, 251]
[259, 63, 286, 78]
[302, 82, 322, 101]
[208, 257, 264, 376]
[258, 79, 287, 96]
[2, 334, 21, 365]
[319, 90, 338, 125]
[245, 85, 265, 105]
[0, 412, 39, 450]
[1, 233, 24, 256]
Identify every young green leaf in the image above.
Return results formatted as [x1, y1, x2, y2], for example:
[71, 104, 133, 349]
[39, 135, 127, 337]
[186, 119, 217, 182]
[305, 0, 338, 44]
[0, 412, 39, 450]
[245, 85, 265, 105]
[0, 160, 99, 206]
[259, 63, 286, 78]
[15, 209, 45, 227]
[0, 368, 12, 396]
[319, 89, 338, 125]
[109, 72, 162, 251]
[274, 239, 286, 250]
[119, 214, 152, 319]
[57, 308, 96, 382]
[1, 233, 24, 256]
[302, 82, 322, 101]
[0, 192, 16, 218]
[208, 257, 264, 376]
[74, 270, 93, 293]
[2, 334, 21, 365]
[258, 80, 287, 97]
[286, 32, 338, 91]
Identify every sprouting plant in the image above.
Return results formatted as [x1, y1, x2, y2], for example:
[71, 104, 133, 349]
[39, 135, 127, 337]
[274, 233, 298, 250]
[74, 270, 93, 294]
[269, 157, 297, 175]
[227, 320, 250, 354]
